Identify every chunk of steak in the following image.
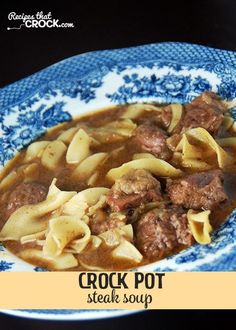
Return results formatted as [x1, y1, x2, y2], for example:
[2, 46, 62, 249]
[166, 170, 227, 210]
[89, 209, 126, 235]
[6, 182, 47, 218]
[107, 169, 163, 212]
[169, 205, 193, 246]
[180, 92, 226, 135]
[135, 205, 193, 259]
[133, 123, 172, 160]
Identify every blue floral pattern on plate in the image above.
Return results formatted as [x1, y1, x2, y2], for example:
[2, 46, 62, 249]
[0, 42, 236, 320]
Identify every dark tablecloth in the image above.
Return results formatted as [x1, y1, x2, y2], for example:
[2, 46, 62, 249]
[0, 0, 235, 328]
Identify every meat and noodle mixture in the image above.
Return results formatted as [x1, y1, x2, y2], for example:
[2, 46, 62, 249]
[0, 91, 236, 270]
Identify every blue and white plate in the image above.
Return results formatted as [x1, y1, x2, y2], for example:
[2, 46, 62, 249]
[0, 42, 236, 320]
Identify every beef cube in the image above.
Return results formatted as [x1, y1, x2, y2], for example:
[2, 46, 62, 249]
[133, 123, 172, 160]
[181, 92, 226, 135]
[135, 205, 193, 259]
[166, 170, 227, 210]
[169, 205, 193, 246]
[107, 169, 163, 212]
[6, 182, 47, 219]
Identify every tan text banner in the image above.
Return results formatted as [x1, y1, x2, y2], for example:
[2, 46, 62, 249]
[0, 272, 235, 309]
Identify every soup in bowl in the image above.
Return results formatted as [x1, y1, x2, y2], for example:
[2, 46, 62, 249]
[0, 91, 236, 271]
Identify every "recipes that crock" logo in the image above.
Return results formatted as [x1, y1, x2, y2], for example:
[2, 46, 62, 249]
[7, 11, 75, 30]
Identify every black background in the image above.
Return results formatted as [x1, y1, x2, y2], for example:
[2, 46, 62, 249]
[1, 0, 236, 87]
[0, 0, 236, 328]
